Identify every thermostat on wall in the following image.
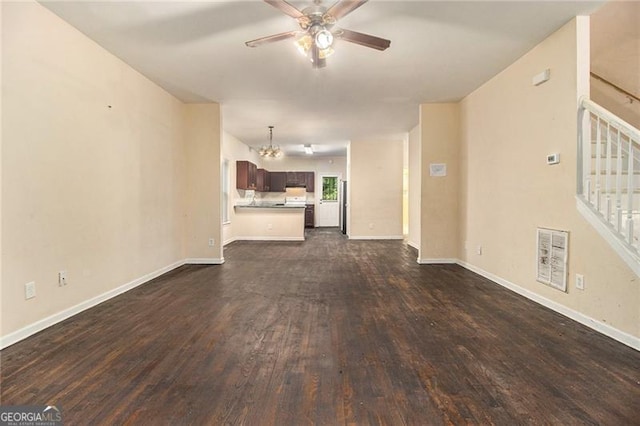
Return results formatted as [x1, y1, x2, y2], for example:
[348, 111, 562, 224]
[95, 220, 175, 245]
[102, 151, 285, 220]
[429, 163, 447, 177]
[547, 153, 560, 165]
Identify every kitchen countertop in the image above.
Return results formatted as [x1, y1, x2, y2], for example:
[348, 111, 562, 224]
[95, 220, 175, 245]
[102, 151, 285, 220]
[235, 202, 305, 209]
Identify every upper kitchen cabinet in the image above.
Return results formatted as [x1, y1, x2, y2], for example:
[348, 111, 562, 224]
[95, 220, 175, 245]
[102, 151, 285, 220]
[236, 160, 257, 190]
[286, 172, 306, 186]
[284, 171, 314, 192]
[270, 172, 287, 192]
[266, 170, 315, 192]
[256, 168, 270, 192]
[305, 172, 315, 192]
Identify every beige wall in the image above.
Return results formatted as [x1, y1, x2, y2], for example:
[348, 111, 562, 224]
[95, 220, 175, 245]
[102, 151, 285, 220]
[591, 0, 640, 96]
[221, 131, 262, 245]
[1, 2, 222, 345]
[419, 104, 460, 262]
[348, 139, 403, 239]
[408, 125, 421, 250]
[590, 77, 640, 129]
[459, 18, 639, 339]
[184, 104, 223, 262]
[590, 1, 640, 129]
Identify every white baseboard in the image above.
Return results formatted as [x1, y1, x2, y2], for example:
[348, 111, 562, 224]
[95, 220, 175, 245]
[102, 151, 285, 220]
[233, 236, 304, 241]
[418, 258, 457, 264]
[226, 235, 308, 244]
[457, 260, 640, 351]
[406, 241, 419, 250]
[0, 259, 186, 350]
[223, 237, 237, 246]
[349, 235, 404, 240]
[185, 258, 225, 264]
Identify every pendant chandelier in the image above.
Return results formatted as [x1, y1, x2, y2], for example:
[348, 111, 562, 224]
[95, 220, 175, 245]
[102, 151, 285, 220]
[259, 125, 282, 158]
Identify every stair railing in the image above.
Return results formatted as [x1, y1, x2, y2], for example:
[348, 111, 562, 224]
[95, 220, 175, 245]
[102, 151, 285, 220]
[578, 96, 640, 257]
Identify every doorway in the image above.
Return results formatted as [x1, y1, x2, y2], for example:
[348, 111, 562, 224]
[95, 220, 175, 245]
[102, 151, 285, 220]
[316, 175, 340, 227]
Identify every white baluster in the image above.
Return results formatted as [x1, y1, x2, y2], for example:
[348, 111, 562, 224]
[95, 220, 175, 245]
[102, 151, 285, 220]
[584, 111, 592, 197]
[617, 207, 623, 232]
[595, 116, 602, 211]
[616, 130, 623, 231]
[585, 179, 591, 203]
[627, 136, 634, 245]
[605, 123, 612, 222]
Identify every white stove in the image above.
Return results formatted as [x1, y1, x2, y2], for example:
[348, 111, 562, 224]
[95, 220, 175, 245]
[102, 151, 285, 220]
[284, 196, 306, 207]
[284, 187, 307, 207]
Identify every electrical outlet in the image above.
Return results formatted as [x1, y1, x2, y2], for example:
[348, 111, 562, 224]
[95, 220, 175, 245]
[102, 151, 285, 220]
[208, 238, 215, 247]
[267, 223, 273, 230]
[369, 223, 374, 230]
[576, 274, 585, 290]
[25, 282, 36, 299]
[58, 270, 67, 286]
[476, 245, 483, 255]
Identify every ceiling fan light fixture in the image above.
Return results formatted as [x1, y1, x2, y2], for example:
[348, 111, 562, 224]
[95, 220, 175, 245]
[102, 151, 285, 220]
[315, 28, 333, 50]
[319, 46, 334, 59]
[295, 34, 312, 56]
[296, 33, 334, 64]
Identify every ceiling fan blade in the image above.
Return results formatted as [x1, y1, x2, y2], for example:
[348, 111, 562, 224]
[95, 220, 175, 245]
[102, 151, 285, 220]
[326, 0, 368, 20]
[245, 30, 299, 48]
[263, 0, 305, 18]
[335, 28, 390, 51]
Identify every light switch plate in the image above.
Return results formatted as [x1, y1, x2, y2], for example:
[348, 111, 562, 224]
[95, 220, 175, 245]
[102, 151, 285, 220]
[576, 274, 585, 290]
[25, 281, 36, 299]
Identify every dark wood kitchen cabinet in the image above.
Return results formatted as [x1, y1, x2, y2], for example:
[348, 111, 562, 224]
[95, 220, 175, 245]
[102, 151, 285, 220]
[305, 204, 315, 228]
[267, 170, 314, 192]
[286, 172, 306, 186]
[236, 161, 257, 190]
[269, 172, 287, 192]
[284, 171, 315, 191]
[305, 172, 315, 192]
[256, 168, 270, 192]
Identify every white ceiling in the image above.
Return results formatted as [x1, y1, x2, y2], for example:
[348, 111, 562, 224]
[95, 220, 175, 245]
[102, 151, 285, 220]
[41, 0, 603, 157]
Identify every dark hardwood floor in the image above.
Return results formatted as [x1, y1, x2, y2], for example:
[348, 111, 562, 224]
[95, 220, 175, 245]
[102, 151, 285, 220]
[1, 228, 639, 424]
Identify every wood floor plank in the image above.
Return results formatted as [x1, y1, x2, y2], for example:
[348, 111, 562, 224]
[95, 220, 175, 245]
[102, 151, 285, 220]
[1, 228, 639, 424]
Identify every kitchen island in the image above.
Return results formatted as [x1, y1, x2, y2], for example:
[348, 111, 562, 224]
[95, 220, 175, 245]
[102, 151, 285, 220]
[234, 202, 305, 241]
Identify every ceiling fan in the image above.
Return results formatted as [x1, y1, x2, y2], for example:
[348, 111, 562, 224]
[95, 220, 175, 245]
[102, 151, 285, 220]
[245, 0, 391, 69]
